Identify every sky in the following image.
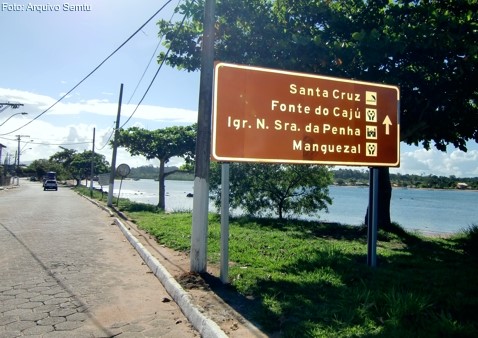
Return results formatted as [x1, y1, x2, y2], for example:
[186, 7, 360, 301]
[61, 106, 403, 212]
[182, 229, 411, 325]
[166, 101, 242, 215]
[1, 0, 477, 178]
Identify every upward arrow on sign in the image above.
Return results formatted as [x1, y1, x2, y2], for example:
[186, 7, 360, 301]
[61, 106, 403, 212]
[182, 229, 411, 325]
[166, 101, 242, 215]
[383, 115, 392, 135]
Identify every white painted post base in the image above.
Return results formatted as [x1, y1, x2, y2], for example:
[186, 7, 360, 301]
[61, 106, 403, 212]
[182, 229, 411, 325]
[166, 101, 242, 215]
[190, 177, 209, 272]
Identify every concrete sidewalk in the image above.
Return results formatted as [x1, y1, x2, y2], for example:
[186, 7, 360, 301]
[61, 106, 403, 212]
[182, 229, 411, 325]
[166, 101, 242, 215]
[83, 192, 267, 338]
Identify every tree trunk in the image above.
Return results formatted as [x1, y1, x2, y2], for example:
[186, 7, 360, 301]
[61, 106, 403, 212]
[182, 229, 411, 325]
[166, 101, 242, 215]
[278, 197, 285, 220]
[364, 167, 392, 231]
[158, 160, 166, 210]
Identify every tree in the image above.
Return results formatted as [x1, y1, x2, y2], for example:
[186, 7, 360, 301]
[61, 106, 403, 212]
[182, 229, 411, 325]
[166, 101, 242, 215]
[26, 159, 65, 181]
[49, 147, 76, 170]
[69, 151, 110, 186]
[49, 149, 109, 186]
[158, 0, 478, 230]
[115, 125, 196, 209]
[210, 162, 333, 220]
[322, 0, 478, 228]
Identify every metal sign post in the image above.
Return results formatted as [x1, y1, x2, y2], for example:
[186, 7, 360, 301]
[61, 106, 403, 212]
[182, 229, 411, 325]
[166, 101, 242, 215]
[220, 163, 230, 284]
[98, 173, 111, 200]
[115, 163, 130, 208]
[367, 168, 379, 267]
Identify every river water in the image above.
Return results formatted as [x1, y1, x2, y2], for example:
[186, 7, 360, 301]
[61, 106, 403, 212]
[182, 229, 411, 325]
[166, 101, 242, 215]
[105, 179, 477, 235]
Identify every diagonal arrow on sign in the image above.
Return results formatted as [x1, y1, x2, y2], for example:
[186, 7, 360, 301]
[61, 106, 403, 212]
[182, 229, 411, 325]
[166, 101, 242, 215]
[382, 115, 392, 135]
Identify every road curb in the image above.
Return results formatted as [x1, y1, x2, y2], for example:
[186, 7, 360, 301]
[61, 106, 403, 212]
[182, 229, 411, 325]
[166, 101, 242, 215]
[114, 218, 229, 338]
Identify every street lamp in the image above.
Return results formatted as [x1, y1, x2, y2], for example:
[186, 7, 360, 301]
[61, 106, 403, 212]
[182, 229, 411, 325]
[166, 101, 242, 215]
[0, 112, 28, 127]
[20, 141, 33, 153]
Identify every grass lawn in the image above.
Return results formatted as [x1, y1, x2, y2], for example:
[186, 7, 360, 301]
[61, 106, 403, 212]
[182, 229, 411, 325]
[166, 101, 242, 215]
[130, 211, 478, 337]
[75, 187, 478, 337]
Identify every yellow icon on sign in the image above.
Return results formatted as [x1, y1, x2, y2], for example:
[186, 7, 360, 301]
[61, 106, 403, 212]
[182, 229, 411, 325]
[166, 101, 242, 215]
[366, 91, 377, 105]
[366, 109, 377, 123]
[366, 126, 378, 140]
[366, 143, 378, 157]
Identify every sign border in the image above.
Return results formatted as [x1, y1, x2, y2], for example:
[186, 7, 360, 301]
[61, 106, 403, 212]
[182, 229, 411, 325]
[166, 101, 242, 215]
[212, 62, 400, 167]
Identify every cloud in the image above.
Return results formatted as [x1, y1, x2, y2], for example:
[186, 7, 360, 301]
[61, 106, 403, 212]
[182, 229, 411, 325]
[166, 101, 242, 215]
[101, 92, 115, 96]
[2, 88, 477, 176]
[0, 88, 56, 109]
[392, 146, 478, 177]
[0, 88, 198, 169]
[0, 88, 198, 123]
[0, 119, 152, 169]
[123, 105, 198, 124]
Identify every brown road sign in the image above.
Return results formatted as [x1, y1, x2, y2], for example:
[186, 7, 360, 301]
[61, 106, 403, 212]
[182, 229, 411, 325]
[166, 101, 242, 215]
[212, 62, 400, 167]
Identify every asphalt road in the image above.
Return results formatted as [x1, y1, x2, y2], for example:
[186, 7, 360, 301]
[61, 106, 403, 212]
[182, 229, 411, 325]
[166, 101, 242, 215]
[0, 180, 198, 337]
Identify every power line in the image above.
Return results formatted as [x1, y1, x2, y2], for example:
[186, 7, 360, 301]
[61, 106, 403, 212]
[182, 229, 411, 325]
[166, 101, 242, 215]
[0, 136, 91, 146]
[120, 12, 188, 129]
[33, 141, 92, 146]
[127, 0, 183, 105]
[96, 122, 116, 150]
[0, 0, 175, 137]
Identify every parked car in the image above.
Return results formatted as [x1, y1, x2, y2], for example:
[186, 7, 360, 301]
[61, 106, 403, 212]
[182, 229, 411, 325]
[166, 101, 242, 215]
[43, 180, 58, 191]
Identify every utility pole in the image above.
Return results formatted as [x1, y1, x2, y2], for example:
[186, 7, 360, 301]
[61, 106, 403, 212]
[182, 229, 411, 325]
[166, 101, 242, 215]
[15, 134, 30, 168]
[0, 144, 6, 164]
[190, 0, 216, 273]
[90, 127, 96, 197]
[0, 103, 24, 113]
[107, 84, 123, 207]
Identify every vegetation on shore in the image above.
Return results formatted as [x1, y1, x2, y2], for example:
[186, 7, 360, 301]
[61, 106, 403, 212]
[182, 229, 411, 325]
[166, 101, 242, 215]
[122, 166, 478, 190]
[333, 169, 478, 190]
[75, 185, 478, 337]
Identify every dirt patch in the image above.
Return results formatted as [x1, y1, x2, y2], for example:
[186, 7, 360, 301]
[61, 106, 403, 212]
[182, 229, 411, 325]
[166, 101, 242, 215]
[121, 219, 270, 338]
[178, 272, 210, 290]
